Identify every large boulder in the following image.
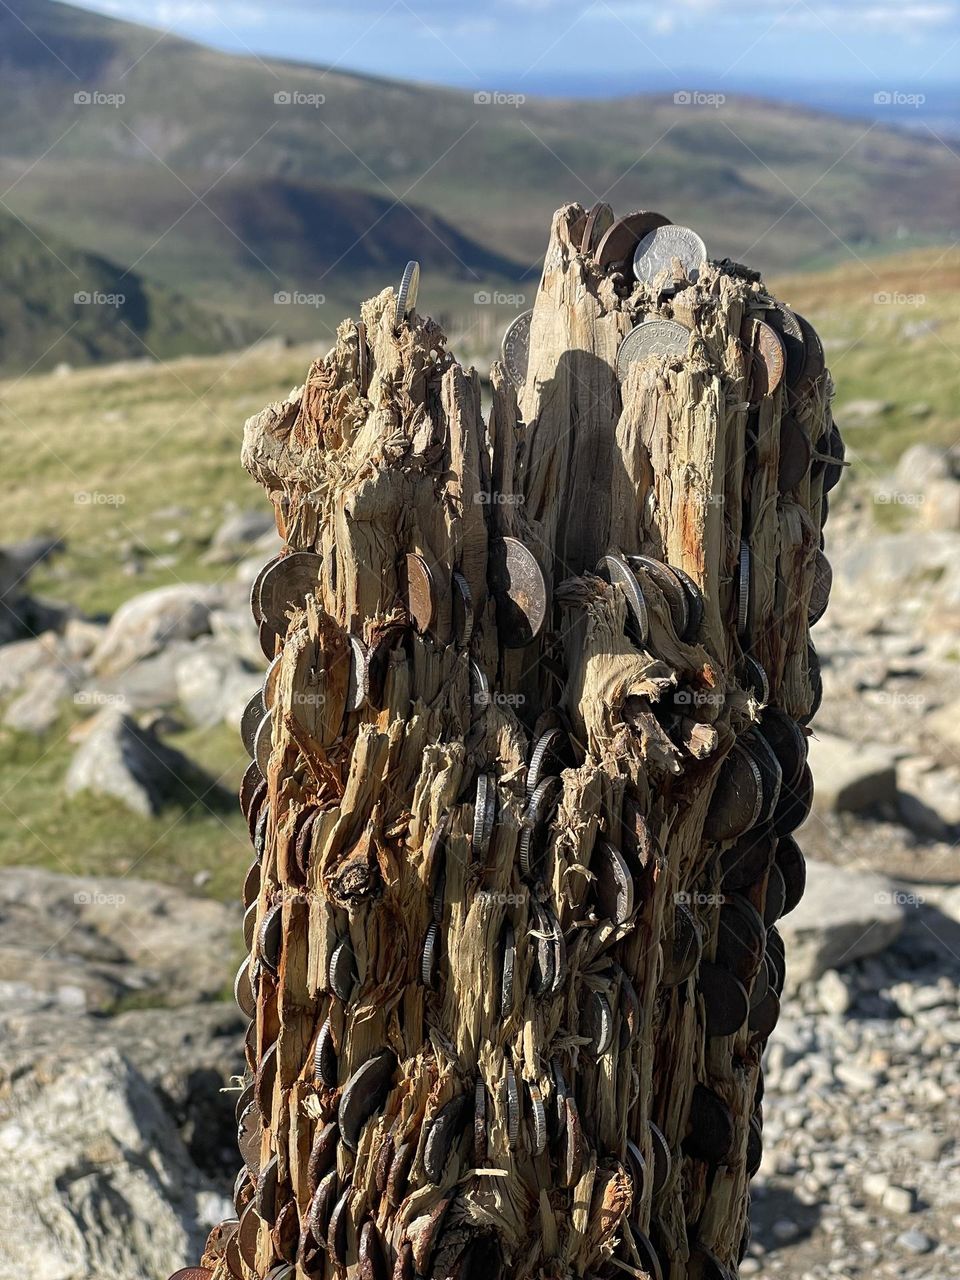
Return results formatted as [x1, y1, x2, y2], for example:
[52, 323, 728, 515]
[64, 707, 228, 816]
[778, 858, 908, 984]
[203, 507, 276, 564]
[807, 731, 898, 815]
[0, 1047, 230, 1279]
[3, 666, 76, 734]
[174, 639, 261, 729]
[0, 865, 240, 1013]
[90, 585, 221, 677]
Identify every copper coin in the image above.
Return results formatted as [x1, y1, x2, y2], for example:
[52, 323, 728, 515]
[580, 201, 615, 255]
[752, 319, 786, 399]
[168, 1268, 213, 1279]
[778, 413, 812, 492]
[307, 1121, 339, 1195]
[699, 961, 750, 1037]
[338, 1049, 396, 1152]
[250, 554, 283, 625]
[258, 552, 324, 635]
[596, 553, 649, 645]
[595, 210, 671, 271]
[662, 900, 702, 986]
[359, 1219, 389, 1280]
[491, 536, 548, 648]
[239, 762, 264, 820]
[272, 1201, 300, 1264]
[768, 303, 805, 387]
[405, 552, 438, 634]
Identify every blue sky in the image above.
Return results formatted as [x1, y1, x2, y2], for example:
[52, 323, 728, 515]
[68, 0, 960, 96]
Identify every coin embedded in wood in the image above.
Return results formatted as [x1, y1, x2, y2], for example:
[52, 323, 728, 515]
[527, 1082, 548, 1157]
[633, 224, 707, 285]
[500, 310, 533, 390]
[240, 691, 265, 758]
[760, 708, 807, 789]
[768, 302, 805, 387]
[529, 902, 556, 998]
[250, 554, 283, 625]
[527, 726, 571, 795]
[255, 1153, 281, 1226]
[699, 961, 749, 1037]
[595, 210, 671, 271]
[499, 920, 516, 1020]
[470, 659, 491, 712]
[314, 1017, 337, 1087]
[716, 895, 767, 982]
[329, 938, 357, 1001]
[239, 763, 265, 822]
[490, 536, 548, 648]
[629, 555, 689, 637]
[808, 549, 832, 626]
[822, 422, 845, 494]
[168, 1271, 213, 1280]
[744, 730, 783, 825]
[474, 1077, 488, 1164]
[519, 776, 560, 879]
[796, 311, 825, 389]
[596, 553, 649, 645]
[234, 956, 257, 1020]
[359, 1220, 388, 1280]
[256, 901, 284, 974]
[763, 862, 787, 927]
[582, 990, 614, 1056]
[737, 539, 751, 639]
[778, 413, 812, 492]
[649, 1121, 672, 1196]
[671, 564, 704, 639]
[616, 319, 691, 380]
[472, 772, 496, 858]
[703, 743, 764, 842]
[504, 1061, 521, 1148]
[452, 571, 474, 648]
[307, 1121, 339, 1195]
[345, 634, 369, 715]
[685, 1084, 735, 1163]
[741, 655, 770, 707]
[237, 1101, 262, 1176]
[625, 1138, 647, 1207]
[258, 552, 324, 635]
[307, 1169, 339, 1248]
[272, 1202, 300, 1266]
[775, 835, 806, 915]
[423, 1094, 470, 1183]
[253, 711, 274, 778]
[394, 260, 420, 330]
[751, 319, 786, 398]
[258, 618, 280, 662]
[629, 1227, 665, 1280]
[580, 201, 615, 255]
[772, 760, 814, 836]
[405, 552, 438, 634]
[421, 920, 440, 987]
[338, 1049, 397, 1152]
[748, 986, 781, 1040]
[720, 827, 775, 892]
[593, 840, 635, 925]
[661, 901, 702, 986]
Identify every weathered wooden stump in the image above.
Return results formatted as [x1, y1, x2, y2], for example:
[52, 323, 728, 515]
[190, 202, 839, 1280]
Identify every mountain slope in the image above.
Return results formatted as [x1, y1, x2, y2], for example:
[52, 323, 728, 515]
[0, 208, 257, 373]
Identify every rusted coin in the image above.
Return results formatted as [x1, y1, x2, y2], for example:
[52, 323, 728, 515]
[775, 835, 806, 916]
[744, 730, 783, 825]
[720, 827, 775, 892]
[385, 1139, 414, 1209]
[490, 536, 548, 648]
[258, 552, 324, 636]
[633, 224, 707, 286]
[703, 743, 764, 842]
[238, 761, 264, 820]
[394, 260, 420, 330]
[760, 708, 807, 789]
[504, 1061, 521, 1148]
[225, 1233, 245, 1279]
[257, 901, 284, 974]
[452, 571, 474, 648]
[593, 840, 635, 925]
[500, 310, 533, 390]
[473, 772, 496, 858]
[237, 1101, 262, 1175]
[359, 1220, 388, 1280]
[328, 938, 357, 1001]
[595, 210, 671, 271]
[767, 302, 805, 387]
[307, 1169, 338, 1248]
[307, 1121, 339, 1195]
[763, 862, 787, 927]
[168, 1271, 213, 1280]
[255, 1153, 281, 1226]
[616, 319, 691, 380]
[405, 552, 438, 634]
[808, 549, 832, 626]
[338, 1049, 396, 1152]
[772, 760, 814, 836]
[424, 1093, 470, 1183]
[240, 691, 265, 758]
[313, 1017, 337, 1087]
[580, 201, 615, 255]
[699, 961, 750, 1037]
[474, 1076, 488, 1163]
[661, 901, 701, 986]
[582, 990, 614, 1056]
[685, 1085, 734, 1163]
[649, 1121, 672, 1195]
[748, 986, 781, 1040]
[778, 413, 812, 492]
[470, 659, 491, 712]
[596, 553, 649, 645]
[527, 727, 571, 795]
[796, 312, 825, 389]
[272, 1201, 300, 1265]
[421, 920, 440, 987]
[519, 776, 560, 879]
[629, 555, 689, 637]
[499, 920, 516, 1020]
[234, 956, 257, 1020]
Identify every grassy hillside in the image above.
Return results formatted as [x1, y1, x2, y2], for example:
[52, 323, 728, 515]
[0, 207, 258, 373]
[0, 0, 957, 367]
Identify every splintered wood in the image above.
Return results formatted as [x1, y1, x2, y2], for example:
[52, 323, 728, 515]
[205, 202, 839, 1280]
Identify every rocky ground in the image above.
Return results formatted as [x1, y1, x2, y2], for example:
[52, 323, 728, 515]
[0, 445, 959, 1278]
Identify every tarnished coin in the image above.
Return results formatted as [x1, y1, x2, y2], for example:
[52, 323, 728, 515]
[254, 1041, 278, 1119]
[242, 859, 262, 910]
[633, 224, 707, 285]
[649, 1122, 672, 1195]
[421, 921, 440, 987]
[595, 210, 671, 271]
[580, 201, 615, 255]
[720, 827, 775, 893]
[779, 414, 812, 492]
[518, 776, 560, 879]
[261, 655, 283, 711]
[582, 990, 614, 1056]
[625, 1139, 647, 1208]
[473, 1076, 488, 1164]
[748, 986, 781, 1040]
[240, 691, 265, 758]
[808, 549, 832, 626]
[775, 835, 806, 916]
[763, 862, 787, 928]
[394, 260, 420, 330]
[339, 1049, 397, 1153]
[253, 798, 271, 862]
[307, 1121, 339, 1196]
[491, 536, 548, 648]
[616, 319, 691, 380]
[593, 840, 635, 925]
[355, 319, 370, 396]
[737, 539, 751, 638]
[314, 1017, 337, 1087]
[234, 1081, 255, 1125]
[327, 1184, 352, 1266]
[744, 730, 783, 825]
[359, 1220, 388, 1280]
[746, 1115, 764, 1180]
[452, 571, 474, 648]
[500, 310, 533, 390]
[630, 555, 689, 637]
[703, 743, 763, 842]
[685, 1085, 734, 1164]
[257, 901, 284, 974]
[821, 422, 845, 494]
[715, 896, 766, 983]
[661, 901, 701, 986]
[423, 1094, 470, 1183]
[772, 760, 814, 836]
[527, 727, 571, 795]
[255, 1153, 281, 1226]
[234, 956, 257, 1020]
[405, 552, 438, 634]
[528, 1082, 548, 1156]
[237, 1101, 262, 1176]
[699, 962, 750, 1037]
[345, 634, 369, 715]
[671, 565, 704, 639]
[258, 552, 324, 635]
[768, 302, 805, 387]
[629, 1228, 665, 1280]
[741, 655, 770, 707]
[307, 1169, 338, 1248]
[504, 1061, 521, 1148]
[258, 619, 280, 662]
[239, 762, 264, 821]
[254, 710, 274, 778]
[168, 1271, 213, 1280]
[499, 920, 516, 1020]
[250, 554, 283, 625]
[760, 709, 807, 790]
[746, 319, 786, 400]
[470, 659, 491, 712]
[472, 772, 496, 858]
[596, 553, 649, 645]
[796, 312, 825, 389]
[329, 938, 357, 1001]
[529, 903, 556, 999]
[802, 642, 823, 726]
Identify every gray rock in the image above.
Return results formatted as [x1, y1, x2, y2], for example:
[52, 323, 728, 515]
[816, 969, 852, 1015]
[90, 584, 221, 676]
[3, 667, 75, 734]
[840, 398, 892, 422]
[79, 645, 185, 714]
[896, 1228, 935, 1254]
[203, 507, 276, 564]
[174, 640, 260, 729]
[894, 443, 950, 493]
[920, 477, 960, 532]
[0, 1046, 224, 1278]
[882, 1185, 916, 1214]
[0, 866, 240, 1012]
[926, 698, 960, 756]
[0, 632, 76, 697]
[778, 859, 907, 983]
[807, 731, 897, 815]
[209, 607, 265, 669]
[64, 707, 228, 817]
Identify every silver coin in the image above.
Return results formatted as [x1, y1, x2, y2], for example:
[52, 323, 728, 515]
[499, 921, 516, 1020]
[240, 691, 265, 758]
[632, 224, 707, 285]
[329, 938, 357, 1001]
[470, 659, 491, 711]
[345, 634, 369, 714]
[596, 554, 649, 645]
[616, 319, 691, 380]
[737, 540, 751, 639]
[528, 1083, 548, 1156]
[501, 310, 533, 390]
[421, 921, 440, 987]
[394, 260, 420, 330]
[452, 571, 474, 649]
[504, 1062, 521, 1148]
[233, 956, 257, 1020]
[472, 772, 496, 857]
[254, 711, 274, 780]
